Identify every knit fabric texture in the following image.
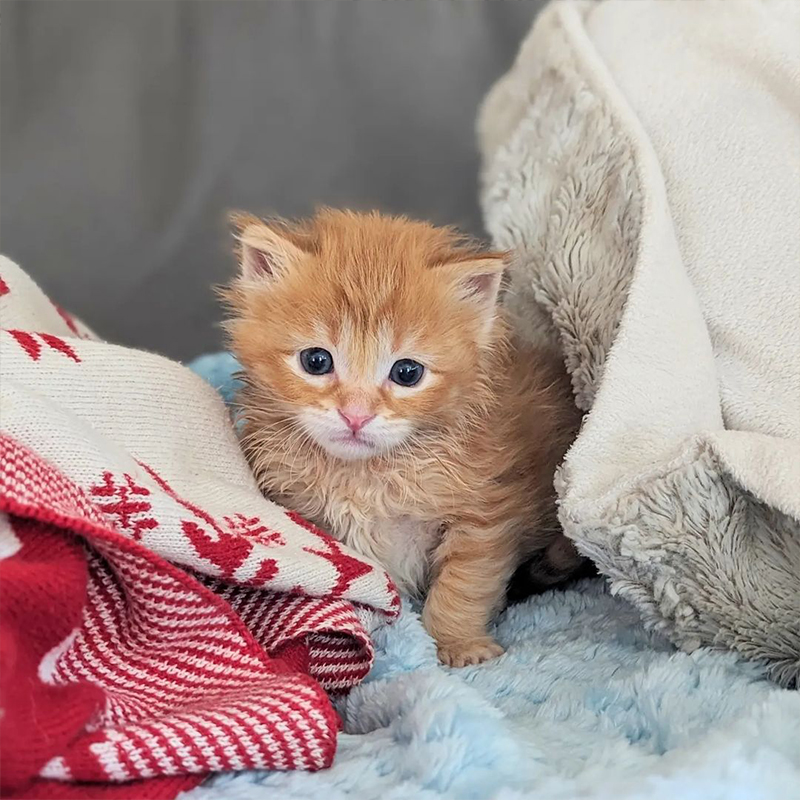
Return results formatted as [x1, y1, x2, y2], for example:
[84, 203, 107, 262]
[0, 259, 399, 798]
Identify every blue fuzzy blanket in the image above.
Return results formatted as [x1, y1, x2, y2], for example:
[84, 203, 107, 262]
[186, 354, 800, 800]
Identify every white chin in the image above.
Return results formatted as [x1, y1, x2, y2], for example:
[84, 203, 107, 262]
[319, 437, 381, 461]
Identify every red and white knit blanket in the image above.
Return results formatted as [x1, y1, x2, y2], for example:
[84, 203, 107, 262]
[0, 259, 399, 799]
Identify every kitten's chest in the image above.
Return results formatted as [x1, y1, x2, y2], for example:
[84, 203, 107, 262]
[298, 465, 443, 596]
[331, 506, 441, 596]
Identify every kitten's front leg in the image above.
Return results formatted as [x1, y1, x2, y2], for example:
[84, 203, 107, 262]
[422, 521, 517, 667]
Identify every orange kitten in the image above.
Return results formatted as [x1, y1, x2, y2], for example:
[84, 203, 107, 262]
[224, 209, 584, 666]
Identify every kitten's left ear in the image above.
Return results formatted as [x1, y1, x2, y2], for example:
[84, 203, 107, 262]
[441, 255, 507, 338]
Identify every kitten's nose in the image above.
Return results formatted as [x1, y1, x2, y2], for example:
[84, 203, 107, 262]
[338, 409, 375, 434]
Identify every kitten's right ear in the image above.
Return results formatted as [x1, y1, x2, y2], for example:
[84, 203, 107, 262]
[230, 213, 305, 282]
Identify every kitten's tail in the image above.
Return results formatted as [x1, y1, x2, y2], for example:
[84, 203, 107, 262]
[507, 534, 595, 602]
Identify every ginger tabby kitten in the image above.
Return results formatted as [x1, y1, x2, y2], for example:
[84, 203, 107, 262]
[224, 209, 584, 667]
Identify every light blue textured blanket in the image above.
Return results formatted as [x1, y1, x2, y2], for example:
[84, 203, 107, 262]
[186, 354, 800, 800]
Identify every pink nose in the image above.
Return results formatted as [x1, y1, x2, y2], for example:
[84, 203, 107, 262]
[338, 409, 375, 434]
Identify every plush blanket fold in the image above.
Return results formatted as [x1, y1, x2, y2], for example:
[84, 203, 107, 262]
[478, 0, 800, 684]
[0, 259, 398, 799]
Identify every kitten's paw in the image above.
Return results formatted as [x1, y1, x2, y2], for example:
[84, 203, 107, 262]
[437, 638, 504, 668]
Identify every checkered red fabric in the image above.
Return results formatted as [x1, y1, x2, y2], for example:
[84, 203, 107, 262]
[0, 258, 399, 798]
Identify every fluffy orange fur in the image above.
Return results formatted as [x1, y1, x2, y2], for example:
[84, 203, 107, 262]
[223, 209, 584, 666]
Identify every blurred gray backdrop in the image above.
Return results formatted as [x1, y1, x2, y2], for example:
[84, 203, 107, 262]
[1, 1, 542, 360]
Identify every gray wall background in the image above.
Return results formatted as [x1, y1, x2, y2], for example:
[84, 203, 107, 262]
[1, 1, 542, 360]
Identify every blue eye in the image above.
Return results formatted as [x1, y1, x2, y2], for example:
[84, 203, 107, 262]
[390, 359, 425, 387]
[300, 348, 334, 375]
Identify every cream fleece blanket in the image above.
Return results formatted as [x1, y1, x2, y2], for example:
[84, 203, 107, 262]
[479, 0, 800, 684]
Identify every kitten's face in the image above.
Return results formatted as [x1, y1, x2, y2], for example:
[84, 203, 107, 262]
[226, 210, 505, 461]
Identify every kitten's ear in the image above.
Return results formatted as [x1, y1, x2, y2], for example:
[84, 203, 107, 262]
[441, 254, 507, 337]
[231, 213, 305, 282]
